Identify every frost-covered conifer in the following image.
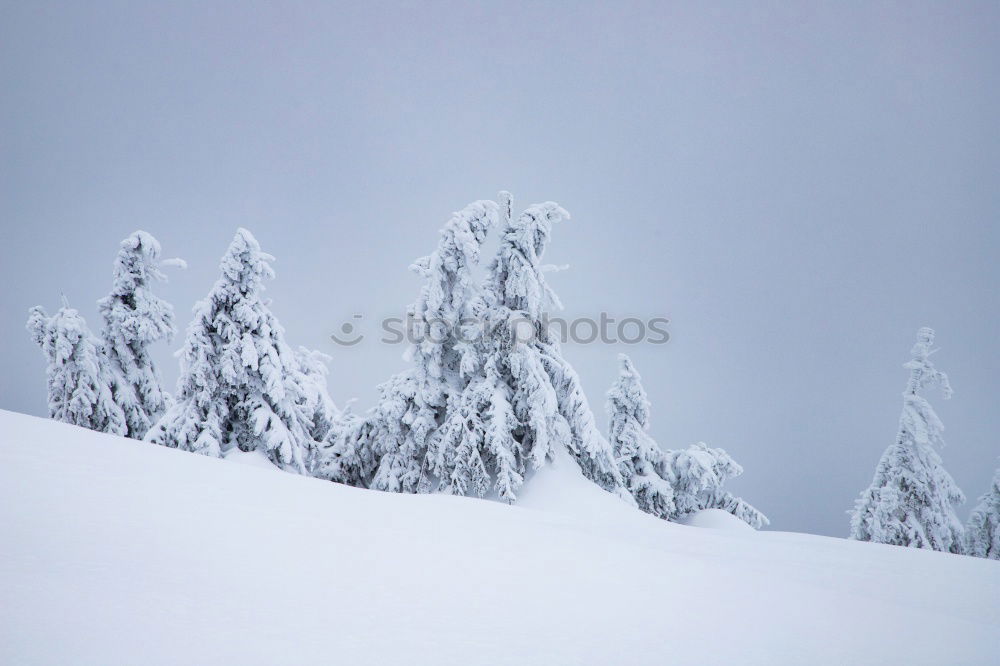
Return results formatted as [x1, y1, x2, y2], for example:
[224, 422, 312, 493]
[315, 405, 375, 486]
[294, 347, 338, 441]
[291, 347, 339, 469]
[98, 231, 183, 439]
[850, 328, 965, 552]
[322, 193, 625, 503]
[431, 193, 627, 502]
[146, 229, 316, 473]
[318, 199, 500, 491]
[606, 354, 675, 518]
[966, 467, 1000, 559]
[603, 354, 764, 527]
[26, 302, 127, 435]
[664, 442, 769, 529]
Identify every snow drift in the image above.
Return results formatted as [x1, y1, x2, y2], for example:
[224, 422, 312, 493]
[1, 410, 998, 665]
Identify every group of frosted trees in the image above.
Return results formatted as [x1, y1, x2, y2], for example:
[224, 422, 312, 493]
[316, 193, 765, 526]
[27, 192, 768, 531]
[27, 193, 1000, 555]
[849, 328, 1000, 558]
[28, 228, 336, 476]
[27, 232, 182, 440]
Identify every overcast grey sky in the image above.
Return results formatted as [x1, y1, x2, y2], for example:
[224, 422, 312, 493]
[2, 1, 997, 536]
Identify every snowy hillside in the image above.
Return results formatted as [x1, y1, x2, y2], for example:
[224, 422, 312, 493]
[1, 410, 998, 665]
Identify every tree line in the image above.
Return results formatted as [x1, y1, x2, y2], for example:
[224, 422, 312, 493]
[25, 193, 998, 557]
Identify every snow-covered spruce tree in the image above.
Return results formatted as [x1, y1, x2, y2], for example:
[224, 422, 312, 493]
[604, 354, 765, 527]
[966, 467, 1000, 559]
[294, 347, 338, 443]
[430, 194, 628, 502]
[316, 198, 500, 489]
[664, 442, 769, 529]
[849, 327, 965, 553]
[26, 302, 127, 435]
[606, 354, 675, 518]
[98, 231, 183, 439]
[317, 404, 375, 487]
[145, 229, 319, 473]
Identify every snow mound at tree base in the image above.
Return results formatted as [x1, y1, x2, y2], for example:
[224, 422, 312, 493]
[679, 508, 756, 531]
[515, 448, 660, 529]
[1, 410, 998, 665]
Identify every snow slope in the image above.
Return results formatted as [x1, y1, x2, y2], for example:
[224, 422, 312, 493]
[1, 410, 998, 665]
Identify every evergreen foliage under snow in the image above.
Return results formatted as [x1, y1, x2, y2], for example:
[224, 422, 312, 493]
[606, 354, 676, 518]
[432, 194, 626, 501]
[97, 231, 182, 439]
[663, 443, 769, 529]
[849, 327, 965, 553]
[22, 197, 774, 533]
[145, 229, 332, 473]
[317, 198, 500, 491]
[26, 303, 127, 436]
[605, 354, 767, 529]
[320, 193, 629, 504]
[966, 468, 1000, 559]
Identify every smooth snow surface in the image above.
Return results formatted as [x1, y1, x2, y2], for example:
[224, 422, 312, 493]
[1, 410, 998, 665]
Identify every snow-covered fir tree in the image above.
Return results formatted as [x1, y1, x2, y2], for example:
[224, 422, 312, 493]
[966, 467, 1000, 559]
[603, 354, 765, 527]
[317, 405, 374, 486]
[26, 302, 127, 435]
[606, 354, 675, 518]
[849, 327, 965, 552]
[320, 193, 627, 503]
[429, 194, 627, 502]
[292, 346, 339, 464]
[98, 231, 183, 439]
[664, 442, 769, 529]
[146, 229, 322, 473]
[317, 198, 499, 490]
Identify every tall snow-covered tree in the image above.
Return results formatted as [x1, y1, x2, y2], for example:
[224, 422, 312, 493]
[317, 198, 500, 491]
[850, 327, 965, 553]
[98, 230, 183, 439]
[606, 354, 675, 518]
[26, 302, 127, 435]
[664, 442, 768, 529]
[966, 467, 1000, 559]
[145, 229, 318, 473]
[430, 194, 628, 502]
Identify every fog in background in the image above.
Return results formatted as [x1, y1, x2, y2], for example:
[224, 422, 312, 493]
[2, 1, 998, 536]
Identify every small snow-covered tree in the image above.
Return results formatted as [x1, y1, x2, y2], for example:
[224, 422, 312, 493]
[318, 199, 500, 491]
[98, 231, 183, 439]
[966, 467, 1000, 559]
[316, 405, 375, 486]
[850, 327, 965, 553]
[603, 354, 764, 527]
[26, 302, 127, 435]
[146, 229, 316, 473]
[431, 193, 627, 502]
[664, 442, 769, 529]
[606, 354, 675, 518]
[291, 346, 339, 470]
